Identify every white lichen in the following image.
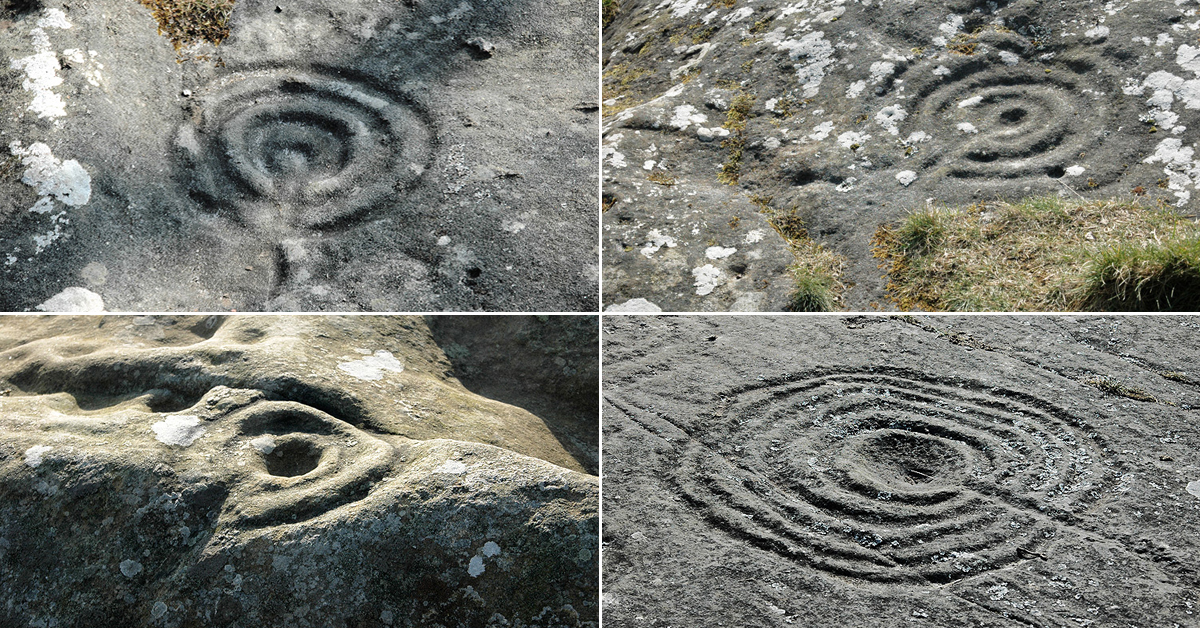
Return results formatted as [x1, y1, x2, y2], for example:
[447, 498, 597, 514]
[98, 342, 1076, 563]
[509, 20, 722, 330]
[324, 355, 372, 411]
[809, 121, 835, 141]
[874, 104, 906, 135]
[120, 559, 143, 578]
[9, 9, 73, 119]
[1144, 138, 1200, 205]
[640, 229, 677, 258]
[692, 264, 724, 296]
[868, 61, 896, 84]
[705, 246, 736, 260]
[152, 416, 206, 447]
[468, 555, 486, 577]
[9, 141, 92, 207]
[770, 31, 835, 98]
[435, 460, 468, 475]
[24, 445, 52, 468]
[837, 131, 870, 149]
[35, 287, 104, 312]
[337, 350, 404, 381]
[669, 105, 707, 130]
[604, 298, 663, 313]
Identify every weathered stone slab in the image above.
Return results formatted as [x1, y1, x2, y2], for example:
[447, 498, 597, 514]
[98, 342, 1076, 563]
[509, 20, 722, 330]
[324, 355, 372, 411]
[0, 315, 598, 627]
[603, 315, 1200, 626]
[603, 0, 1200, 309]
[1, 0, 598, 311]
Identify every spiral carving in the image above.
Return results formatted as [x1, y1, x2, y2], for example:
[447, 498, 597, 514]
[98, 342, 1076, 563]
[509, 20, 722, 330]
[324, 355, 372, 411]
[177, 69, 432, 230]
[907, 54, 1112, 182]
[672, 368, 1111, 584]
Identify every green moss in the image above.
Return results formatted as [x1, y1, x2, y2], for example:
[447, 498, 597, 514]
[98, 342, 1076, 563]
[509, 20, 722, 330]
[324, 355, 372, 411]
[602, 0, 619, 28]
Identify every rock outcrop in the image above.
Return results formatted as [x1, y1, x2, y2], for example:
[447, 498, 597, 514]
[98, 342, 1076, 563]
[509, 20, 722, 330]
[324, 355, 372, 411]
[0, 315, 598, 627]
[603, 0, 1200, 310]
[1, 0, 598, 311]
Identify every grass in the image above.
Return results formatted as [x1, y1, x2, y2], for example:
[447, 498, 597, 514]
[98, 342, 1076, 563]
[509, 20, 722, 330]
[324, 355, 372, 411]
[602, 0, 619, 28]
[872, 196, 1200, 311]
[138, 0, 235, 48]
[1085, 378, 1157, 402]
[1074, 236, 1200, 311]
[753, 196, 846, 311]
[602, 62, 652, 117]
[717, 93, 754, 185]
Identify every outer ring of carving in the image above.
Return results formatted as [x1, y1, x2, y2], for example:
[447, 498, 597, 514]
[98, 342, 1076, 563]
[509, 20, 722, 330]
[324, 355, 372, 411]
[177, 69, 432, 231]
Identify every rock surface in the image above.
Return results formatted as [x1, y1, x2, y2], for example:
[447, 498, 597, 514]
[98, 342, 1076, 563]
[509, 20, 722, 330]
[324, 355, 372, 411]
[1, 0, 598, 311]
[427, 315, 600, 474]
[0, 315, 598, 627]
[603, 315, 1200, 626]
[603, 0, 1200, 310]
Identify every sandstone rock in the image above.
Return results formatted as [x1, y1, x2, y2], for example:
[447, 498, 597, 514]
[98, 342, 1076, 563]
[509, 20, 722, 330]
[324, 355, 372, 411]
[0, 315, 598, 627]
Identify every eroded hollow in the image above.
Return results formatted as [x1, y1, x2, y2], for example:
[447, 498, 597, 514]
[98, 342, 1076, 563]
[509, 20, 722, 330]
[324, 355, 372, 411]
[999, 107, 1027, 124]
[264, 440, 322, 477]
[856, 431, 965, 486]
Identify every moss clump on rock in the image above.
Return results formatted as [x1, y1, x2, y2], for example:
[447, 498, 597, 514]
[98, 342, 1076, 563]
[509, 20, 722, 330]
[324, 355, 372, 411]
[138, 0, 235, 49]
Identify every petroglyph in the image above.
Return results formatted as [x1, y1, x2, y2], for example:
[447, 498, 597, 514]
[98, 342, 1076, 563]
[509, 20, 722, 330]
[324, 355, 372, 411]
[177, 69, 433, 233]
[602, 0, 1197, 310]
[667, 368, 1111, 584]
[0, 315, 598, 626]
[602, 315, 1200, 627]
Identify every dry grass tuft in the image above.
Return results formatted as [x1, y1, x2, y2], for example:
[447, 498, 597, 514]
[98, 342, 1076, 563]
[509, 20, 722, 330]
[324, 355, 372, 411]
[138, 0, 235, 49]
[872, 196, 1200, 311]
[755, 198, 846, 311]
[602, 62, 651, 118]
[717, 93, 754, 185]
[1085, 378, 1157, 402]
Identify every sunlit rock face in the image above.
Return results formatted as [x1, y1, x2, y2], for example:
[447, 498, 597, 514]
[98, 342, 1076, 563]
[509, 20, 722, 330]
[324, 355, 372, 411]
[603, 0, 1200, 310]
[0, 0, 598, 312]
[0, 316, 598, 628]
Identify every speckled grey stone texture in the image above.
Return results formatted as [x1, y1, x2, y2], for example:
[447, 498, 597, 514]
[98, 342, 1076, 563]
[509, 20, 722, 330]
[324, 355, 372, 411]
[603, 0, 1200, 310]
[0, 0, 598, 311]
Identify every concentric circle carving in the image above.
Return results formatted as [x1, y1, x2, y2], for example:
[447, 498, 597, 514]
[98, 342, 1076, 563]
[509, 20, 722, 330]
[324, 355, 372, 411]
[176, 69, 432, 230]
[675, 368, 1111, 583]
[906, 52, 1115, 182]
